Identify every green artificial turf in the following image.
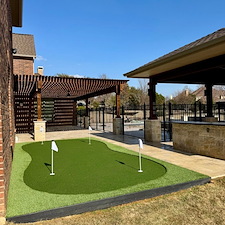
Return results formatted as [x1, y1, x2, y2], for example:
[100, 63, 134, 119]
[23, 139, 166, 194]
[7, 138, 208, 217]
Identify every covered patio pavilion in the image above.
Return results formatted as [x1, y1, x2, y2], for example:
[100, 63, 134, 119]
[14, 74, 128, 140]
[124, 28, 225, 160]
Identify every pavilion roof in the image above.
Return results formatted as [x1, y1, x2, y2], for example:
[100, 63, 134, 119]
[14, 74, 128, 100]
[124, 28, 225, 85]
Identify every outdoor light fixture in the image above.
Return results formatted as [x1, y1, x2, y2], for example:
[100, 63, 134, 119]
[12, 48, 17, 54]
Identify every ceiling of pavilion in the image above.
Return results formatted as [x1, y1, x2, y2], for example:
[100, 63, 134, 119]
[149, 54, 225, 85]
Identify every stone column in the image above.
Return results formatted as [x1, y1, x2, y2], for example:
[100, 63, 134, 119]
[34, 120, 46, 142]
[144, 119, 161, 142]
[83, 116, 89, 129]
[113, 118, 123, 135]
[144, 78, 161, 142]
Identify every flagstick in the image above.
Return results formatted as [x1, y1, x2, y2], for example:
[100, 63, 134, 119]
[89, 130, 91, 145]
[88, 126, 92, 145]
[138, 146, 143, 173]
[50, 150, 55, 175]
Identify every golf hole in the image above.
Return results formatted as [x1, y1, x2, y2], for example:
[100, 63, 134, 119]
[23, 139, 167, 194]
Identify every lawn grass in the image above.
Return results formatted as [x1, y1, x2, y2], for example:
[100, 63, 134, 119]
[7, 138, 208, 218]
[7, 177, 224, 225]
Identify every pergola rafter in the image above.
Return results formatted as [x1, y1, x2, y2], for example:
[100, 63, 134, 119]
[13, 74, 128, 131]
[14, 74, 128, 100]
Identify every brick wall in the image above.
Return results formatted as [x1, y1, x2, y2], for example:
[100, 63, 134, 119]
[0, 0, 14, 217]
[13, 57, 34, 75]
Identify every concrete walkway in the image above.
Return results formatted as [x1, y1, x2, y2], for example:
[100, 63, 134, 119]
[16, 129, 225, 179]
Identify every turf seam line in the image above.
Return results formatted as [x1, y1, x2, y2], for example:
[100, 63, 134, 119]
[6, 177, 211, 223]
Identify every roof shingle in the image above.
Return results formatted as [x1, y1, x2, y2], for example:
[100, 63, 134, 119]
[145, 28, 225, 66]
[12, 33, 36, 57]
[125, 28, 225, 76]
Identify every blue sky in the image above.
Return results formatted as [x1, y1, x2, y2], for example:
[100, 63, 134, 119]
[13, 0, 225, 97]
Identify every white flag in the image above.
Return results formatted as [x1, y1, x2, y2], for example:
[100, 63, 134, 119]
[51, 140, 58, 152]
[139, 139, 143, 149]
[89, 126, 92, 131]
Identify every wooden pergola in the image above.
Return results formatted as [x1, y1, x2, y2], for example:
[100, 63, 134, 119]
[14, 74, 128, 132]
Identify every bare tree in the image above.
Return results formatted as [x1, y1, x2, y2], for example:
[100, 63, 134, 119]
[138, 79, 149, 105]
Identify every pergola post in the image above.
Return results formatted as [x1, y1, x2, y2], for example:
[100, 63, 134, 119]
[204, 82, 218, 122]
[84, 98, 89, 129]
[116, 84, 121, 118]
[205, 82, 213, 118]
[34, 79, 46, 142]
[144, 78, 161, 142]
[148, 78, 157, 120]
[37, 80, 42, 121]
[113, 84, 123, 135]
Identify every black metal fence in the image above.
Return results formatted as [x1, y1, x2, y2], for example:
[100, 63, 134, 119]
[77, 107, 116, 131]
[77, 102, 225, 141]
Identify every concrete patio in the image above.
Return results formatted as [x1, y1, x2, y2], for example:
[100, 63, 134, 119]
[16, 129, 225, 179]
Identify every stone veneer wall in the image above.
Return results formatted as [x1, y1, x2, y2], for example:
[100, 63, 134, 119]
[0, 0, 14, 217]
[173, 122, 225, 160]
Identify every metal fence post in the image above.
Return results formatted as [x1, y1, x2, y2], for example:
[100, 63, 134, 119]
[96, 107, 98, 130]
[218, 103, 221, 122]
[199, 102, 202, 121]
[122, 106, 125, 135]
[194, 102, 197, 121]
[162, 103, 166, 141]
[88, 108, 90, 126]
[143, 103, 146, 120]
[102, 107, 105, 131]
[168, 102, 172, 141]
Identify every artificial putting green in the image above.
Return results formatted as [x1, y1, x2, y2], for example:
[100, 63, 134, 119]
[7, 138, 209, 217]
[23, 139, 166, 194]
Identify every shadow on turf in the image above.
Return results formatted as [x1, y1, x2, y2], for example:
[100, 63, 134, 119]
[44, 163, 51, 172]
[93, 132, 196, 157]
[115, 160, 137, 171]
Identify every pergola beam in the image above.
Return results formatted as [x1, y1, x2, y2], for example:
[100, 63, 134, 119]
[74, 86, 116, 101]
[14, 75, 127, 100]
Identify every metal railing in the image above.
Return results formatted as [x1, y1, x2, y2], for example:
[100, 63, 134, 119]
[77, 103, 225, 141]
